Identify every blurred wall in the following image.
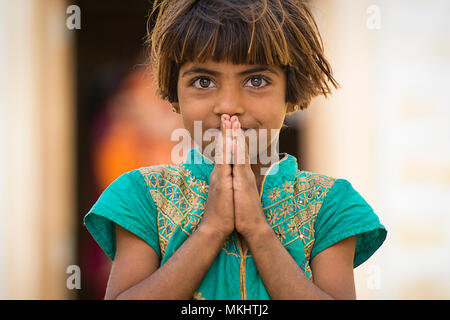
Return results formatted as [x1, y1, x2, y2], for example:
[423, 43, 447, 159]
[0, 0, 6, 298]
[306, 0, 450, 299]
[0, 0, 75, 299]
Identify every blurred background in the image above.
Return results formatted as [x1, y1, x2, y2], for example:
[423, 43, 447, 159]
[0, 0, 448, 299]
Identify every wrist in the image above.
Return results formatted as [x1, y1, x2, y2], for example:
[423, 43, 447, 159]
[197, 223, 230, 243]
[241, 223, 274, 245]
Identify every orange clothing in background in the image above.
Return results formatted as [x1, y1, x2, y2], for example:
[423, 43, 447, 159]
[92, 69, 183, 190]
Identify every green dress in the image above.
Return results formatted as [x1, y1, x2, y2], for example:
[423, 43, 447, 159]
[84, 147, 387, 300]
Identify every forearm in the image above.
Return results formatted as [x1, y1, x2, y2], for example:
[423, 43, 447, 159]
[245, 227, 334, 300]
[117, 224, 226, 300]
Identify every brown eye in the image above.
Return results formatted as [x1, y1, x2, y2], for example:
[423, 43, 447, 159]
[193, 77, 214, 89]
[199, 78, 210, 88]
[245, 76, 269, 89]
[251, 77, 262, 87]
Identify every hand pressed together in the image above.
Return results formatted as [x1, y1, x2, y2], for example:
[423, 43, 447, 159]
[200, 114, 270, 243]
[200, 114, 235, 239]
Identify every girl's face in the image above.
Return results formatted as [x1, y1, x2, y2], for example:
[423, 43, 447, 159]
[173, 60, 288, 160]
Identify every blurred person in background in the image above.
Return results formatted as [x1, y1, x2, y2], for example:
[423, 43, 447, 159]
[84, 66, 183, 298]
[93, 68, 184, 189]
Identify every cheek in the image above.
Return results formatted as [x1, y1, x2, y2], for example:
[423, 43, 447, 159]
[256, 109, 286, 129]
[180, 103, 211, 131]
[178, 103, 211, 145]
[250, 91, 286, 124]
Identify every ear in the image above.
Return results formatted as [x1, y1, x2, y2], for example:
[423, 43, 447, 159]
[285, 102, 301, 114]
[171, 102, 180, 113]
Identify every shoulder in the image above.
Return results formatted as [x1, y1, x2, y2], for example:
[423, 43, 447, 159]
[293, 169, 337, 201]
[137, 163, 192, 180]
[289, 170, 364, 237]
[138, 163, 189, 176]
[293, 170, 361, 204]
[299, 172, 388, 267]
[84, 165, 179, 261]
[136, 163, 197, 190]
[136, 163, 210, 207]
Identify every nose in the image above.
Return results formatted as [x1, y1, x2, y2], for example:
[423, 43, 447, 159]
[212, 84, 245, 117]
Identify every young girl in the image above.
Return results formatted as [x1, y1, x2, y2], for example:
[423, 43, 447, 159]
[84, 0, 387, 300]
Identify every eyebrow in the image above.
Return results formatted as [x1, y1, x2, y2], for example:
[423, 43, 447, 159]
[181, 66, 280, 78]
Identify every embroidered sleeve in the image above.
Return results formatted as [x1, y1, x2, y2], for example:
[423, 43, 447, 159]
[83, 169, 160, 260]
[310, 179, 387, 268]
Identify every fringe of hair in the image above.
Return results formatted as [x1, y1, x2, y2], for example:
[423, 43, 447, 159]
[146, 0, 339, 112]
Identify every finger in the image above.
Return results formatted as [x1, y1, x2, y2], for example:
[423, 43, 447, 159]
[216, 117, 232, 165]
[214, 119, 224, 165]
[224, 119, 233, 165]
[230, 116, 241, 164]
[233, 120, 250, 167]
[215, 117, 228, 165]
[222, 113, 230, 122]
[232, 120, 243, 165]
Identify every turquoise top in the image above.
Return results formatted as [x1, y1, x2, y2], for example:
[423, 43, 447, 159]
[84, 147, 387, 300]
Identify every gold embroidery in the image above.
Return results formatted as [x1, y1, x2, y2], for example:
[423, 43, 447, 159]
[258, 154, 290, 201]
[265, 208, 279, 225]
[236, 234, 247, 300]
[195, 180, 209, 194]
[274, 226, 287, 241]
[279, 202, 292, 219]
[286, 219, 298, 237]
[139, 162, 336, 281]
[240, 257, 247, 299]
[267, 187, 281, 202]
[193, 291, 206, 300]
[259, 172, 335, 279]
[140, 165, 209, 257]
[282, 180, 294, 194]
